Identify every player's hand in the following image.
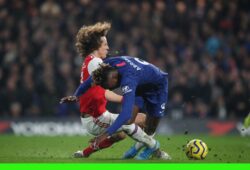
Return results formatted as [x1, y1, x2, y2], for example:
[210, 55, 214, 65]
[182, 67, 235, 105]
[90, 133, 109, 150]
[59, 96, 79, 104]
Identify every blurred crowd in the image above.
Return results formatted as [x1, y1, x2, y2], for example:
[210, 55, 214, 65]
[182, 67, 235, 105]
[0, 0, 249, 119]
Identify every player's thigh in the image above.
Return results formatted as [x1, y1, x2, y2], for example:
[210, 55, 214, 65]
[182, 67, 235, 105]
[81, 117, 105, 136]
[145, 83, 168, 118]
[107, 111, 119, 124]
[80, 111, 116, 136]
[110, 132, 127, 142]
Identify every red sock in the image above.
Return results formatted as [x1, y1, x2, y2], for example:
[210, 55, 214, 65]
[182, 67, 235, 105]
[83, 146, 94, 157]
[83, 138, 115, 157]
[99, 137, 115, 148]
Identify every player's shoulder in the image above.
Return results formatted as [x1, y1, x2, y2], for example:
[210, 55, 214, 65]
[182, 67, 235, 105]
[93, 56, 103, 61]
[88, 57, 102, 65]
[87, 57, 103, 74]
[104, 56, 133, 65]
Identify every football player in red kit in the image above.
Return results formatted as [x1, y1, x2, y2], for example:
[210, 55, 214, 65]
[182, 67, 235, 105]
[60, 22, 153, 158]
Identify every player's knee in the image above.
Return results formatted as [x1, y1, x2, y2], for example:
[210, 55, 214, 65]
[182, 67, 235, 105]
[110, 132, 126, 142]
[126, 114, 138, 125]
[124, 112, 138, 125]
[135, 113, 146, 128]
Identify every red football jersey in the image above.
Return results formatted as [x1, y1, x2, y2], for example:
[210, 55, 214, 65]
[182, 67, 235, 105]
[79, 55, 107, 118]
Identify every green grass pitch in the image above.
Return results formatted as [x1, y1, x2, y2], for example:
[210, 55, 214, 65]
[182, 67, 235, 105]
[0, 134, 249, 163]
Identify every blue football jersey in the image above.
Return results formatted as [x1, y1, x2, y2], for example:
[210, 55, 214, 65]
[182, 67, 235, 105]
[74, 56, 168, 135]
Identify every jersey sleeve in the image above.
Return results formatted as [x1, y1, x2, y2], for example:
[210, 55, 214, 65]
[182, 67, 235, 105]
[106, 81, 137, 136]
[87, 57, 103, 75]
[73, 76, 92, 97]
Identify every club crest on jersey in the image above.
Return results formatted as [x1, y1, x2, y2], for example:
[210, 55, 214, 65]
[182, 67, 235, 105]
[122, 85, 132, 94]
[161, 103, 166, 110]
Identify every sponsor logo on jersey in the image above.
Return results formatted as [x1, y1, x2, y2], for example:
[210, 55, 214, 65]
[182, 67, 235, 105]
[116, 61, 126, 67]
[122, 85, 132, 94]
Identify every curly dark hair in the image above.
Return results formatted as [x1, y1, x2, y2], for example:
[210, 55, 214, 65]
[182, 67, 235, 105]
[75, 22, 111, 57]
[92, 63, 116, 87]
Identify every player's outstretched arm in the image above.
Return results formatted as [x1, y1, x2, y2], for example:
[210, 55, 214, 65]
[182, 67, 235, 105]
[106, 93, 135, 136]
[73, 76, 93, 97]
[60, 76, 93, 104]
[60, 96, 79, 104]
[105, 90, 123, 103]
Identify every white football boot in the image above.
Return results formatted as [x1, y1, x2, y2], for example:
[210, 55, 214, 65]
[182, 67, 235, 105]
[73, 150, 85, 158]
[152, 150, 172, 160]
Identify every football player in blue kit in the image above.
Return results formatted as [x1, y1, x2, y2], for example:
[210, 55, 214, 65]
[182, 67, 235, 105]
[73, 56, 170, 160]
